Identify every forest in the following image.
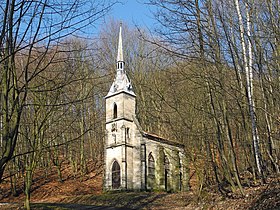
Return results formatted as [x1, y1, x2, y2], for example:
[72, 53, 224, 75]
[0, 0, 279, 209]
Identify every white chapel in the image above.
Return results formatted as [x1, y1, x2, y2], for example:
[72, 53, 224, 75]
[104, 25, 188, 191]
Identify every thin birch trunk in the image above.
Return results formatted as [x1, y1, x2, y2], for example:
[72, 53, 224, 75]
[234, 0, 264, 179]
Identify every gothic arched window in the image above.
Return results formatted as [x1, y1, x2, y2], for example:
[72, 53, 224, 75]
[126, 127, 130, 140]
[164, 155, 170, 170]
[148, 153, 155, 177]
[113, 103, 117, 119]
[112, 161, 120, 189]
[164, 155, 170, 191]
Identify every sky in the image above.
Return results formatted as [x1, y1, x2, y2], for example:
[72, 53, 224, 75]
[105, 0, 156, 29]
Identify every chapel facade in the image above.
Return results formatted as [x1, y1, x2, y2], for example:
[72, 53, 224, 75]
[104, 25, 188, 191]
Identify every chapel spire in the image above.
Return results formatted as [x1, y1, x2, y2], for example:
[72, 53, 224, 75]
[117, 23, 124, 73]
[117, 23, 123, 62]
[105, 23, 135, 98]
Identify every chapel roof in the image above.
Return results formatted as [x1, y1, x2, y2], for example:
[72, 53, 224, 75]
[143, 131, 185, 148]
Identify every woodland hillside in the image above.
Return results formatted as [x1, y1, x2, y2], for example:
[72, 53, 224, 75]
[0, 0, 279, 209]
[0, 163, 279, 209]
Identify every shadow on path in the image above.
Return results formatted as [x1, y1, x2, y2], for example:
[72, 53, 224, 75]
[31, 203, 133, 210]
[1, 192, 168, 209]
[0, 202, 133, 210]
[61, 191, 168, 209]
[33, 203, 133, 210]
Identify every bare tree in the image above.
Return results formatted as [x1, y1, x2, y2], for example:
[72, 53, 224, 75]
[0, 0, 115, 182]
[146, 0, 279, 195]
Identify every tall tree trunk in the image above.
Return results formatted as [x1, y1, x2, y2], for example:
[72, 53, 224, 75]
[24, 169, 32, 210]
[234, 0, 264, 180]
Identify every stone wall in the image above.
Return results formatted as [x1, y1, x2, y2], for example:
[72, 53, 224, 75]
[144, 137, 188, 192]
[104, 90, 188, 192]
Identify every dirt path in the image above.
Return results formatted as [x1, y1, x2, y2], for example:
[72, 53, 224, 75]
[0, 202, 133, 210]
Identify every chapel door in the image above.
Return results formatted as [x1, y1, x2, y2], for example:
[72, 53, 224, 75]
[112, 161, 121, 189]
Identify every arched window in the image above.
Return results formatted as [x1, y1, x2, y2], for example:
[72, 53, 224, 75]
[113, 103, 117, 119]
[164, 155, 170, 191]
[148, 153, 155, 177]
[147, 152, 155, 189]
[164, 155, 170, 170]
[126, 128, 130, 140]
[112, 161, 120, 189]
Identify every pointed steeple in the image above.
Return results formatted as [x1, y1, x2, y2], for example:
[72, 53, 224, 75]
[106, 23, 135, 98]
[117, 23, 123, 62]
[116, 23, 125, 74]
